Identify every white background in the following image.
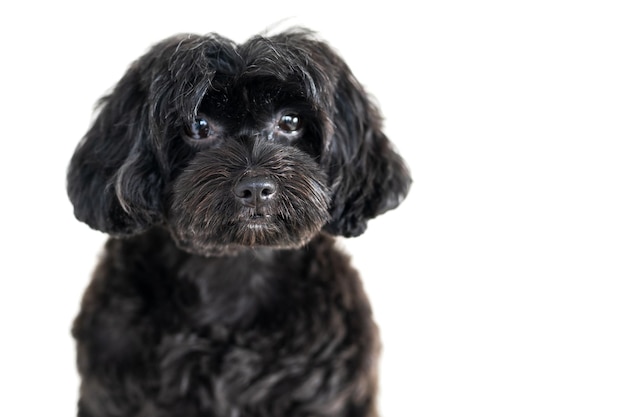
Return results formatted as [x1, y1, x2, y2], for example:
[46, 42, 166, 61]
[1, 1, 625, 416]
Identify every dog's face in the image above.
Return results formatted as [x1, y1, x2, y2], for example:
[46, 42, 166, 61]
[68, 29, 411, 256]
[168, 79, 332, 254]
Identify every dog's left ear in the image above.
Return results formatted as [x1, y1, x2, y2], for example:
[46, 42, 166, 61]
[323, 68, 412, 237]
[253, 29, 411, 237]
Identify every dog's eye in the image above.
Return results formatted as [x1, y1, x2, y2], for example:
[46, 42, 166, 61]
[186, 114, 214, 140]
[278, 114, 301, 132]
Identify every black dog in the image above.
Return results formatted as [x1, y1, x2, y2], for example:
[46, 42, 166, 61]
[67, 28, 411, 417]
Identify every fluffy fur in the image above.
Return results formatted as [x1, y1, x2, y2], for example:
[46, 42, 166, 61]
[68, 28, 411, 417]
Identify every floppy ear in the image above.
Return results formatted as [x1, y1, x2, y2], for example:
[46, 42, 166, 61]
[323, 71, 412, 237]
[67, 63, 163, 236]
[248, 29, 411, 237]
[68, 34, 239, 236]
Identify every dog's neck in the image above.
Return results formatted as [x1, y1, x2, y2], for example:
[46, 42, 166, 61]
[130, 227, 332, 329]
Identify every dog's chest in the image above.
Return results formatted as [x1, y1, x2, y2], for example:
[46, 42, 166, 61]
[174, 248, 310, 327]
[77, 232, 374, 415]
[155, 244, 354, 411]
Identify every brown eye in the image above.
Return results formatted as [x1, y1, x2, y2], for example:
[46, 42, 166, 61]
[278, 114, 301, 132]
[186, 114, 213, 140]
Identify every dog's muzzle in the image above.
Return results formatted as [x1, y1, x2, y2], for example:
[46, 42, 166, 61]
[167, 140, 331, 255]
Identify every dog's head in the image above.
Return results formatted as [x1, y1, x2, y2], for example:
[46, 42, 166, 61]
[67, 29, 411, 255]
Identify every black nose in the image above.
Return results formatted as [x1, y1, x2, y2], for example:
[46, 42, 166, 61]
[234, 176, 277, 207]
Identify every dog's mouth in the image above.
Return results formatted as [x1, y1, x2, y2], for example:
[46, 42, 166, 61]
[232, 212, 282, 243]
[240, 213, 274, 228]
[233, 213, 285, 230]
[235, 208, 274, 223]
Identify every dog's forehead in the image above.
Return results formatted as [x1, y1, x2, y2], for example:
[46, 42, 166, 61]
[200, 74, 310, 113]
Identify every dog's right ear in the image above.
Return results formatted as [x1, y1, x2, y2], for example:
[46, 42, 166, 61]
[68, 34, 238, 236]
[67, 62, 163, 236]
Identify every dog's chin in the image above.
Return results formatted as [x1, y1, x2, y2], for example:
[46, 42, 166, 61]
[234, 215, 283, 246]
[168, 215, 327, 257]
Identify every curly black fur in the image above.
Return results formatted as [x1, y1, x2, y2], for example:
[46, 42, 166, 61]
[68, 28, 411, 417]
